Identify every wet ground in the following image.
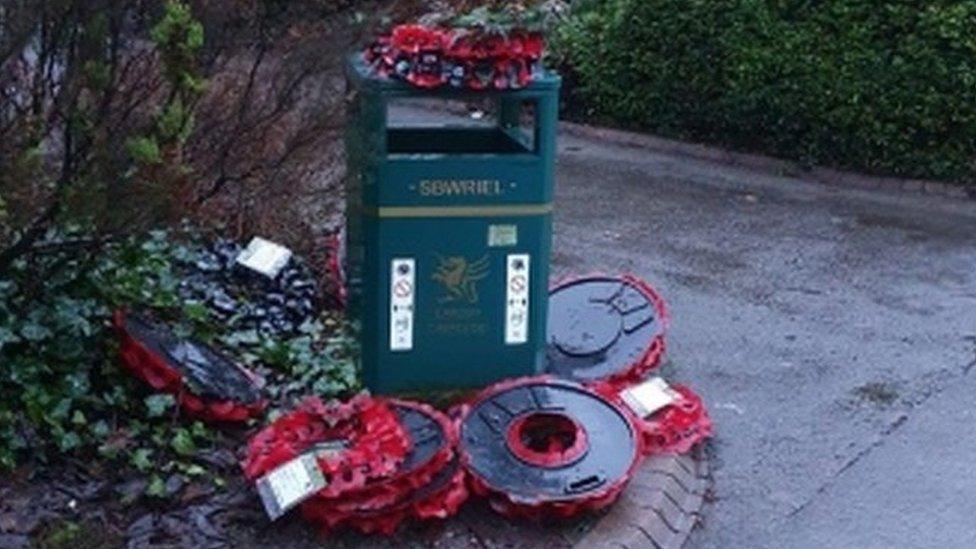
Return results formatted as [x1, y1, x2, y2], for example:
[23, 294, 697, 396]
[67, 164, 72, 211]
[550, 129, 976, 548]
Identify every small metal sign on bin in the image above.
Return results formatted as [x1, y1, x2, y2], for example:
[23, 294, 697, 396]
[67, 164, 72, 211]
[344, 56, 561, 393]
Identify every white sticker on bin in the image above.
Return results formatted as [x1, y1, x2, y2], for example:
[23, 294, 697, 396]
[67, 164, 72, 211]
[255, 453, 326, 521]
[621, 377, 679, 418]
[505, 254, 530, 345]
[390, 258, 415, 351]
[488, 224, 518, 247]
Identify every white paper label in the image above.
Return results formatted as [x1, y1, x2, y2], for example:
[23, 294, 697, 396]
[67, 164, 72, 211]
[390, 258, 415, 351]
[621, 377, 679, 418]
[255, 453, 326, 520]
[236, 237, 293, 279]
[505, 254, 530, 345]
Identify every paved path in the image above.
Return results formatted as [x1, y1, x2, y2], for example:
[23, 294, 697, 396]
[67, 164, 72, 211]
[550, 128, 976, 548]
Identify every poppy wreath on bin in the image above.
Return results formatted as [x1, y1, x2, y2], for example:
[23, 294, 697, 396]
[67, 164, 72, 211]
[113, 310, 267, 423]
[242, 395, 412, 499]
[364, 24, 544, 90]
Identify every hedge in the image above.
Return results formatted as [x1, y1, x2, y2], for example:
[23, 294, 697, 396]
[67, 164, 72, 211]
[553, 1, 976, 184]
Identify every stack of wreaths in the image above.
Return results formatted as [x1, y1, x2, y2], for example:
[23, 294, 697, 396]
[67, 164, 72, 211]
[363, 2, 569, 90]
[365, 24, 545, 90]
[243, 395, 467, 534]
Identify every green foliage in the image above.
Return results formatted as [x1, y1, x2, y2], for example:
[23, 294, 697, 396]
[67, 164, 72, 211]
[144, 394, 176, 418]
[125, 136, 163, 165]
[127, 1, 205, 167]
[157, 97, 195, 143]
[145, 475, 168, 498]
[152, 1, 206, 66]
[240, 316, 359, 406]
[0, 231, 194, 470]
[553, 1, 976, 183]
[36, 518, 122, 549]
[151, 1, 206, 101]
[91, 230, 188, 310]
[450, 1, 570, 34]
[413, 1, 569, 34]
[171, 427, 197, 456]
[37, 520, 82, 549]
[83, 59, 112, 91]
[1, 1, 209, 276]
[0, 228, 357, 475]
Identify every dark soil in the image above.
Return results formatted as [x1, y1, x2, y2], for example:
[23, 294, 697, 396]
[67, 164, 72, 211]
[0, 458, 596, 548]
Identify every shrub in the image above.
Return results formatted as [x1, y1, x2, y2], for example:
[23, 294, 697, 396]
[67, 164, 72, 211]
[0, 231, 192, 470]
[0, 0, 366, 473]
[553, 0, 976, 183]
[0, 230, 358, 472]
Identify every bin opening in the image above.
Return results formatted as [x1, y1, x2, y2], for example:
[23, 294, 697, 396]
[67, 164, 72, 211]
[387, 127, 531, 155]
[386, 97, 538, 156]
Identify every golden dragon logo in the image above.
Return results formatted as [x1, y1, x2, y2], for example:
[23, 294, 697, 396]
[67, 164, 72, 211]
[432, 254, 490, 304]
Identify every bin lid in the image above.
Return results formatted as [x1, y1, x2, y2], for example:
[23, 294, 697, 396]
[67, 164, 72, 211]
[545, 275, 668, 383]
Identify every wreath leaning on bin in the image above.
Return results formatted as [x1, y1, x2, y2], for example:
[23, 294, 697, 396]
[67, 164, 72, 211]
[364, 2, 568, 90]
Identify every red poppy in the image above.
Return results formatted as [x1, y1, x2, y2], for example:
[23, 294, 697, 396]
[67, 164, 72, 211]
[445, 34, 474, 60]
[519, 33, 545, 60]
[364, 24, 546, 91]
[242, 394, 412, 497]
[391, 24, 444, 54]
[484, 35, 508, 59]
[492, 59, 510, 90]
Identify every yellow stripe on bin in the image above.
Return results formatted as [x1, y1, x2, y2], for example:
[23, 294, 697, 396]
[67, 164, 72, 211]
[362, 204, 553, 218]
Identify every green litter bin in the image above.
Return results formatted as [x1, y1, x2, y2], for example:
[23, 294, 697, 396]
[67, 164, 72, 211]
[344, 56, 561, 394]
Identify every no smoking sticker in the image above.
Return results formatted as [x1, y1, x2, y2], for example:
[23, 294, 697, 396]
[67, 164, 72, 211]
[505, 254, 530, 345]
[390, 258, 415, 351]
[393, 279, 413, 298]
[510, 275, 527, 293]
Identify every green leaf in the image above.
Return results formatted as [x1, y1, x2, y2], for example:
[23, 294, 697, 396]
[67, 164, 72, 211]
[57, 431, 81, 452]
[190, 421, 211, 440]
[20, 323, 53, 342]
[182, 464, 205, 477]
[126, 136, 162, 164]
[182, 302, 210, 323]
[171, 429, 195, 456]
[71, 410, 87, 426]
[90, 420, 110, 438]
[49, 398, 72, 422]
[145, 475, 167, 498]
[131, 448, 154, 471]
[144, 394, 175, 418]
[158, 97, 194, 142]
